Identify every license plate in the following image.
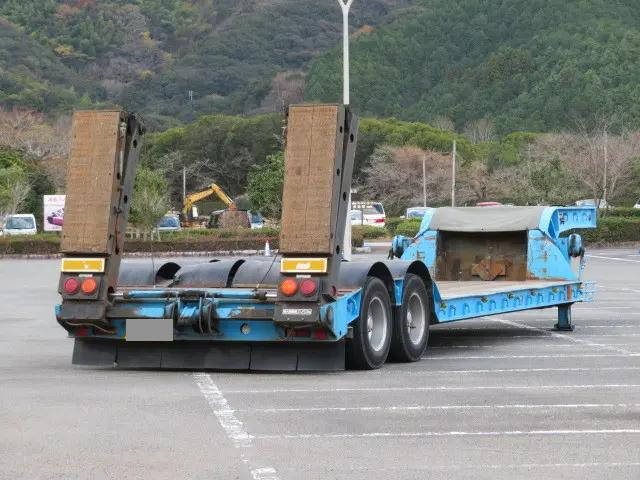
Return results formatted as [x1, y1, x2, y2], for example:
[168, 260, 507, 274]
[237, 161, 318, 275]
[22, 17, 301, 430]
[126, 318, 173, 342]
[282, 308, 313, 316]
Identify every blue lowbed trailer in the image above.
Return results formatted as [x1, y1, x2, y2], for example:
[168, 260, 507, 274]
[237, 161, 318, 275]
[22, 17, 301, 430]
[55, 106, 596, 371]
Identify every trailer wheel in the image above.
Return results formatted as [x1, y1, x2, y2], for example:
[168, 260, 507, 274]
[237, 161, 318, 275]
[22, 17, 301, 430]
[346, 276, 393, 370]
[390, 274, 430, 362]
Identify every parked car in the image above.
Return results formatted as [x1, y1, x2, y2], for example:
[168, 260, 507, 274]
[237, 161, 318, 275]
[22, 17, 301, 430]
[46, 208, 64, 227]
[633, 199, 640, 209]
[156, 214, 181, 232]
[575, 199, 612, 209]
[2, 214, 37, 236]
[248, 211, 264, 229]
[351, 201, 386, 227]
[405, 207, 433, 219]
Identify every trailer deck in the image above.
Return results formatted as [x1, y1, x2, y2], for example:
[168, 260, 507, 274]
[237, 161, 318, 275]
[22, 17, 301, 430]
[54, 106, 598, 371]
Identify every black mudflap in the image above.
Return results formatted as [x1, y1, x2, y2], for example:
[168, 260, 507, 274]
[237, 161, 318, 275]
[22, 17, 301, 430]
[72, 339, 345, 371]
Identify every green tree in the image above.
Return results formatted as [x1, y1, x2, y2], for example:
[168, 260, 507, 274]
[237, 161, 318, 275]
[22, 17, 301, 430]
[130, 167, 170, 238]
[247, 152, 284, 220]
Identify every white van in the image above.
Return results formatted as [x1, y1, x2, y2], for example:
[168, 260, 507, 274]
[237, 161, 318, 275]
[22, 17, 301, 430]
[351, 201, 386, 227]
[2, 214, 37, 236]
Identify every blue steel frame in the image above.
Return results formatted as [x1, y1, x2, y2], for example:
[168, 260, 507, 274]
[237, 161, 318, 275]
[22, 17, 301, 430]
[58, 288, 363, 343]
[397, 206, 597, 326]
[56, 206, 597, 342]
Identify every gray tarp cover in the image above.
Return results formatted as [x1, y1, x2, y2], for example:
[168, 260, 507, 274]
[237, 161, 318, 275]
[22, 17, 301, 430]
[428, 206, 547, 232]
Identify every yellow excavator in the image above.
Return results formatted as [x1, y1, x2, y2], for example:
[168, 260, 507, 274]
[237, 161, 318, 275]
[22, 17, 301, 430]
[182, 183, 251, 228]
[182, 183, 236, 219]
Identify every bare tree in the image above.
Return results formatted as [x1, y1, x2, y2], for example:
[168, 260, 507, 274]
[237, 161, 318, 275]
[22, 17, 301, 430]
[430, 116, 455, 132]
[463, 118, 496, 143]
[360, 145, 451, 215]
[0, 108, 70, 160]
[0, 166, 31, 217]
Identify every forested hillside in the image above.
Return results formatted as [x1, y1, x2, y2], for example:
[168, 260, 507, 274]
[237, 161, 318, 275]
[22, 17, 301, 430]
[307, 0, 640, 133]
[0, 0, 406, 129]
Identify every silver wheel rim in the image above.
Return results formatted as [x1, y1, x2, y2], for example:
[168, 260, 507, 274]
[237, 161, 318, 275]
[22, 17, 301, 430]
[367, 296, 388, 352]
[407, 292, 426, 345]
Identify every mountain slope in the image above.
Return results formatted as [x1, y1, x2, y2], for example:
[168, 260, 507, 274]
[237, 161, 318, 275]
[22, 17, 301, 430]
[306, 0, 640, 132]
[0, 0, 407, 128]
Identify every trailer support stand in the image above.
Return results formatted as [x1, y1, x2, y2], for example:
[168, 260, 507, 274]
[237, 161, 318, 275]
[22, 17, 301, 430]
[554, 304, 574, 331]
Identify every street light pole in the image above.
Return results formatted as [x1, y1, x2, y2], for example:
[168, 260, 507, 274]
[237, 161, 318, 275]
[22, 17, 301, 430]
[338, 0, 354, 260]
[338, 0, 354, 105]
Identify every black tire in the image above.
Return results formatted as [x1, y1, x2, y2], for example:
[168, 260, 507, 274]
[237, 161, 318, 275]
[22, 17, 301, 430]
[346, 277, 393, 370]
[390, 274, 430, 362]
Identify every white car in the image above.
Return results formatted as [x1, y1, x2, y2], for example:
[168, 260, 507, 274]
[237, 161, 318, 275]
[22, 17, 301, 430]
[156, 214, 181, 232]
[405, 207, 433, 219]
[2, 214, 37, 236]
[351, 201, 386, 227]
[575, 199, 612, 209]
[633, 199, 640, 209]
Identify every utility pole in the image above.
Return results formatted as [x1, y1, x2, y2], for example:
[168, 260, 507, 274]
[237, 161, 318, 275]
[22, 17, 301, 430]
[338, 0, 354, 260]
[603, 130, 608, 208]
[451, 139, 457, 207]
[182, 167, 186, 206]
[422, 153, 427, 207]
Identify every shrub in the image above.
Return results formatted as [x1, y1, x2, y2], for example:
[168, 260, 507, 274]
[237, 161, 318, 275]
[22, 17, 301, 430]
[352, 225, 388, 240]
[385, 217, 404, 235]
[351, 229, 364, 248]
[394, 219, 422, 237]
[579, 217, 640, 244]
[604, 208, 640, 218]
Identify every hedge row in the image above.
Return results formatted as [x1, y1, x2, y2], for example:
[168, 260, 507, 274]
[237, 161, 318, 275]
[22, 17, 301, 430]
[0, 231, 282, 255]
[352, 225, 388, 240]
[579, 217, 640, 244]
[603, 208, 640, 218]
[0, 227, 369, 255]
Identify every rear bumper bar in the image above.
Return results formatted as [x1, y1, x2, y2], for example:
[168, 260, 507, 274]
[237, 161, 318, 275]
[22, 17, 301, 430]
[72, 338, 346, 371]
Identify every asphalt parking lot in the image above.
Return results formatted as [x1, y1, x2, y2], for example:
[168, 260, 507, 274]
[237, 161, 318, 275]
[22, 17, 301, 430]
[1, 248, 639, 480]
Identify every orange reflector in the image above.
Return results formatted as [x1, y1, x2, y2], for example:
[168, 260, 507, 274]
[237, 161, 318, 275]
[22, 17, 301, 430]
[61, 258, 105, 273]
[280, 258, 327, 274]
[279, 278, 298, 297]
[81, 277, 98, 295]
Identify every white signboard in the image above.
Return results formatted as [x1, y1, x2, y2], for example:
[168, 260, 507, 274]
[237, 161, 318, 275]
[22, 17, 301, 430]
[43, 195, 65, 232]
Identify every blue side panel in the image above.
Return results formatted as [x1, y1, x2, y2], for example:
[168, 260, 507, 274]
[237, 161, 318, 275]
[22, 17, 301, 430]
[321, 289, 361, 339]
[433, 281, 594, 323]
[538, 207, 597, 238]
[527, 230, 577, 280]
[400, 230, 437, 270]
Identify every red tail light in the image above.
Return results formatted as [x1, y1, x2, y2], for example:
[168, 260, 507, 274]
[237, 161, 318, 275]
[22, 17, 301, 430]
[63, 277, 80, 294]
[300, 278, 317, 296]
[279, 278, 298, 297]
[81, 277, 98, 295]
[313, 329, 328, 340]
[374, 218, 385, 223]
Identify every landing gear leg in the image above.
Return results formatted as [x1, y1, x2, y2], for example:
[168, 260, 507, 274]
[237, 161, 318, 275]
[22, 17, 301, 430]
[555, 304, 574, 331]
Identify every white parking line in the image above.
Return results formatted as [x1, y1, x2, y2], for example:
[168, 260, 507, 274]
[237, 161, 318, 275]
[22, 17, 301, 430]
[234, 403, 640, 414]
[223, 384, 640, 394]
[586, 254, 640, 263]
[192, 373, 280, 480]
[491, 317, 636, 355]
[433, 333, 640, 338]
[426, 353, 636, 359]
[386, 366, 640, 375]
[338, 462, 640, 472]
[429, 343, 640, 349]
[255, 429, 640, 440]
